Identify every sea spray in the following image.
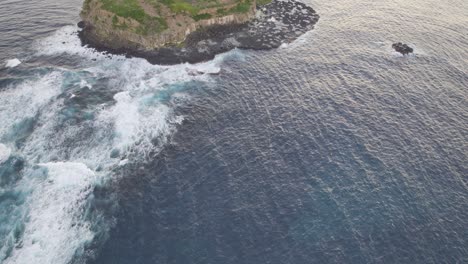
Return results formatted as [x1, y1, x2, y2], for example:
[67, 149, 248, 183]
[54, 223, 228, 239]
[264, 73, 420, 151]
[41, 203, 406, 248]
[0, 144, 11, 164]
[4, 163, 96, 264]
[0, 24, 231, 264]
[4, 59, 21, 68]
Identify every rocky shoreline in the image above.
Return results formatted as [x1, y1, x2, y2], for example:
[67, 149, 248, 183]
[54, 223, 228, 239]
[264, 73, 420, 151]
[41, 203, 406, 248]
[78, 0, 319, 65]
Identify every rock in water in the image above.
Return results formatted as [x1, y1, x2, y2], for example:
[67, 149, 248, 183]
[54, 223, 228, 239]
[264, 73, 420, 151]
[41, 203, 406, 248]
[392, 42, 414, 55]
[77, 21, 86, 29]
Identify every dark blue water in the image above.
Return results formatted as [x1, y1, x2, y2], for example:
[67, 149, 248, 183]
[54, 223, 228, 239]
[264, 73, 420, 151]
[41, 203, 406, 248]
[0, 0, 467, 263]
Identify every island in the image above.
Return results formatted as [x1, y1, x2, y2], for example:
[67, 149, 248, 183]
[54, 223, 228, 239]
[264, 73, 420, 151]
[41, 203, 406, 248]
[79, 0, 319, 64]
[392, 42, 414, 55]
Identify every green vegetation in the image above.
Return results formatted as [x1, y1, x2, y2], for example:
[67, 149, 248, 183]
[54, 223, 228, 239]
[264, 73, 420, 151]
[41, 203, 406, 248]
[135, 16, 168, 35]
[192, 13, 212, 21]
[99, 0, 168, 34]
[256, 0, 272, 6]
[100, 0, 147, 23]
[160, 0, 199, 15]
[90, 0, 254, 36]
[112, 15, 130, 29]
[145, 0, 161, 12]
[216, 0, 252, 16]
[155, 0, 252, 19]
[82, 0, 92, 14]
[193, 0, 221, 9]
[161, 0, 227, 13]
[230, 0, 251, 13]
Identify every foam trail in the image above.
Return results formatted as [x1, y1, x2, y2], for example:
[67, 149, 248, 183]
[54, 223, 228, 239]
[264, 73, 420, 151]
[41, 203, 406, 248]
[35, 25, 115, 61]
[0, 72, 62, 141]
[0, 144, 11, 164]
[4, 59, 21, 68]
[0, 24, 238, 264]
[4, 162, 96, 264]
[112, 92, 140, 150]
[98, 90, 174, 158]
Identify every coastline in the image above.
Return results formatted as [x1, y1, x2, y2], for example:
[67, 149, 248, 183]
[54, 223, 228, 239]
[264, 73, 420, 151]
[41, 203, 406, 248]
[78, 0, 319, 65]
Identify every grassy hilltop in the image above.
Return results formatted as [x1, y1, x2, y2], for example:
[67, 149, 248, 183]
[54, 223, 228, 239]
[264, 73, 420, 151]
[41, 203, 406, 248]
[81, 0, 269, 36]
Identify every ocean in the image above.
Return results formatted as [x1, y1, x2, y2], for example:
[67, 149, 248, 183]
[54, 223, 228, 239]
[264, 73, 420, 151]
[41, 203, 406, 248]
[0, 0, 467, 263]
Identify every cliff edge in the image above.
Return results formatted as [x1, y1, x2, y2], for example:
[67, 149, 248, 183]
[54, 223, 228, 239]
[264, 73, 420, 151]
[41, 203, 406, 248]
[80, 0, 257, 50]
[79, 0, 319, 64]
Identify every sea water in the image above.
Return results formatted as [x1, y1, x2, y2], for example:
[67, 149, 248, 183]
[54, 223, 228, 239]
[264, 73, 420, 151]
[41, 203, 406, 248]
[0, 0, 467, 263]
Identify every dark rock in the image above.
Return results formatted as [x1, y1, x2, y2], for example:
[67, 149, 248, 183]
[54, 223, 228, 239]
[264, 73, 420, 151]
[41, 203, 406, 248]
[392, 42, 413, 55]
[77, 21, 86, 29]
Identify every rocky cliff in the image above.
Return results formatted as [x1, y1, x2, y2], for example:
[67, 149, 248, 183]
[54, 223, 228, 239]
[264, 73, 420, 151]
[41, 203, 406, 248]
[80, 0, 257, 50]
[78, 0, 319, 65]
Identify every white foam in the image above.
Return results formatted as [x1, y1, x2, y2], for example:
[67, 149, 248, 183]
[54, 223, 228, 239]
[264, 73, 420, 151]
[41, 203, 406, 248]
[111, 91, 141, 150]
[1, 25, 242, 264]
[5, 162, 96, 264]
[98, 91, 174, 158]
[0, 144, 11, 163]
[192, 61, 221, 75]
[35, 25, 234, 76]
[0, 72, 62, 140]
[280, 26, 318, 50]
[35, 25, 119, 61]
[22, 26, 240, 163]
[118, 159, 129, 166]
[79, 79, 90, 88]
[34, 25, 233, 71]
[5, 58, 21, 68]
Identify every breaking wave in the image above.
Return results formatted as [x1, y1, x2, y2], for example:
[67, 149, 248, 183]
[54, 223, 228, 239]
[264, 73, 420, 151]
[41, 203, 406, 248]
[0, 25, 233, 264]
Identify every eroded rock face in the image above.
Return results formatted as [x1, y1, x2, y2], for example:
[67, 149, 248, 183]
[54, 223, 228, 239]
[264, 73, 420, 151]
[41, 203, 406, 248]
[79, 0, 257, 51]
[79, 0, 319, 65]
[392, 42, 413, 55]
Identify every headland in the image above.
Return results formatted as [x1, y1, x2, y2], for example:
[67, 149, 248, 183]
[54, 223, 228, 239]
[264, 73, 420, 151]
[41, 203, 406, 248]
[79, 0, 319, 64]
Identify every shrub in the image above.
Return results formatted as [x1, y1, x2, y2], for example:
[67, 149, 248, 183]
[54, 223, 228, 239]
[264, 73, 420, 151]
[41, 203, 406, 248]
[192, 13, 212, 21]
